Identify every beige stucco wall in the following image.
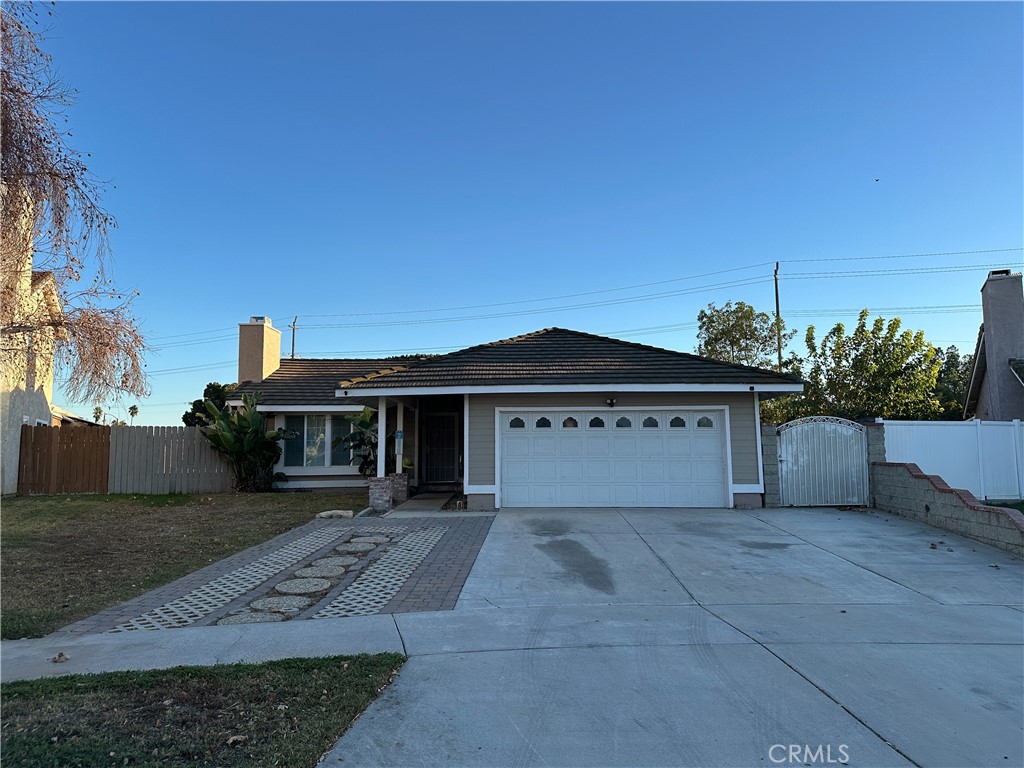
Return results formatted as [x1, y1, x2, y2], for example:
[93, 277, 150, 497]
[467, 392, 760, 488]
[1, 193, 59, 495]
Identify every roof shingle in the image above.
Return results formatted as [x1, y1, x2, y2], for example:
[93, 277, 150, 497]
[338, 328, 802, 390]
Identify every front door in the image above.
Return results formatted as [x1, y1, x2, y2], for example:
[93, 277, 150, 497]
[422, 412, 459, 483]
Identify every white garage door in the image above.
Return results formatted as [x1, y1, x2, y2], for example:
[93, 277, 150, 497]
[499, 410, 727, 508]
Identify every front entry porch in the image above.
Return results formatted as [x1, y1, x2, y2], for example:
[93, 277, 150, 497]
[369, 394, 464, 496]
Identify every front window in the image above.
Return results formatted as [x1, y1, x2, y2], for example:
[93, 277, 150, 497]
[284, 415, 352, 468]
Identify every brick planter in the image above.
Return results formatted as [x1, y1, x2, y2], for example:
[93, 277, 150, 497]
[390, 473, 409, 505]
[368, 477, 392, 513]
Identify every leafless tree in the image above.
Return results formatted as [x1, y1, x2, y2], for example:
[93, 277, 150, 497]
[1, 2, 148, 404]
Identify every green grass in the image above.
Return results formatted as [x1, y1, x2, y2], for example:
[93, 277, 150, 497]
[990, 500, 1024, 514]
[1, 491, 368, 639]
[0, 654, 404, 768]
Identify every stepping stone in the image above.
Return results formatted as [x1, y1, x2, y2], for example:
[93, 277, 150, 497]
[317, 509, 354, 519]
[313, 556, 358, 568]
[294, 565, 347, 579]
[335, 542, 375, 554]
[350, 535, 391, 544]
[217, 612, 285, 625]
[275, 578, 331, 595]
[250, 596, 310, 612]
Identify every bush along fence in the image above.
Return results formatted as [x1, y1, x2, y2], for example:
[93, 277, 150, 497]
[17, 425, 233, 496]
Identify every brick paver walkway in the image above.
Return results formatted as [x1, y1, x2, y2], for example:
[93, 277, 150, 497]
[56, 515, 493, 636]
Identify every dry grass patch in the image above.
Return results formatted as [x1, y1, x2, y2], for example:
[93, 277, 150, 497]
[1, 491, 367, 639]
[1, 653, 404, 768]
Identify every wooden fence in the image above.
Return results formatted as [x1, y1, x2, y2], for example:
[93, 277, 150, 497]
[108, 426, 233, 494]
[18, 424, 110, 495]
[17, 425, 233, 496]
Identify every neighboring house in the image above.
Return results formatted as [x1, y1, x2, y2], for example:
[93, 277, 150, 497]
[229, 316, 802, 509]
[964, 269, 1024, 420]
[49, 404, 97, 427]
[0, 265, 63, 495]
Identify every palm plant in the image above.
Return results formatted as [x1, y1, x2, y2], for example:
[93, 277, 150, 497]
[198, 393, 295, 492]
[128, 404, 138, 425]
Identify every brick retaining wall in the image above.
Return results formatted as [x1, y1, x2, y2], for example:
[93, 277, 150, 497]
[871, 462, 1024, 556]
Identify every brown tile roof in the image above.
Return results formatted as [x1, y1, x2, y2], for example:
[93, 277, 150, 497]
[230, 358, 409, 406]
[337, 328, 803, 390]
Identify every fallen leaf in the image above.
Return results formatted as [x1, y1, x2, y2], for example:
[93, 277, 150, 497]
[989, 563, 1001, 569]
[51, 652, 70, 663]
[929, 543, 937, 549]
[227, 735, 247, 747]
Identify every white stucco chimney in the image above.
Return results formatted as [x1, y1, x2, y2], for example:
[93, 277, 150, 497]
[238, 315, 281, 384]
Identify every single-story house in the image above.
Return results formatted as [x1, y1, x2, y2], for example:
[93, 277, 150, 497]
[228, 316, 803, 509]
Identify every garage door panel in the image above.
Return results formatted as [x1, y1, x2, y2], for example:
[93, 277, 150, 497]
[504, 461, 531, 482]
[560, 436, 583, 456]
[612, 461, 638, 481]
[560, 485, 585, 506]
[505, 436, 531, 457]
[666, 436, 693, 457]
[584, 485, 611, 505]
[641, 484, 667, 506]
[612, 485, 639, 505]
[640, 461, 665, 481]
[532, 485, 558, 505]
[693, 459, 723, 482]
[533, 437, 557, 456]
[559, 460, 584, 481]
[612, 437, 637, 456]
[534, 461, 557, 482]
[639, 436, 664, 456]
[667, 462, 693, 482]
[500, 409, 727, 508]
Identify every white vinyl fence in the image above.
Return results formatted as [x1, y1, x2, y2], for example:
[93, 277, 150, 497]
[879, 419, 1024, 500]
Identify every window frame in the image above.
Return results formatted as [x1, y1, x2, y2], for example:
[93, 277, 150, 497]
[281, 414, 356, 471]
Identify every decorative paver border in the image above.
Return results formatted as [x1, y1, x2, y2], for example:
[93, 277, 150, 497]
[54, 515, 494, 636]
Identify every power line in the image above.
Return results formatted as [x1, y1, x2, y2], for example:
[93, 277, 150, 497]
[140, 246, 1021, 346]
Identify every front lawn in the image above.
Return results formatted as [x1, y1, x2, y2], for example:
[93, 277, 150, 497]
[0, 653, 404, 768]
[1, 491, 367, 639]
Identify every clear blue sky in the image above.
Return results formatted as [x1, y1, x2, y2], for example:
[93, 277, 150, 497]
[46, 1, 1023, 425]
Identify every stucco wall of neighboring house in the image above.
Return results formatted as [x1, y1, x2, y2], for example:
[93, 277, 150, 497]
[467, 391, 760, 489]
[977, 272, 1024, 420]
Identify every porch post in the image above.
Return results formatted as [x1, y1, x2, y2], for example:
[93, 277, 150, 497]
[376, 396, 387, 478]
[396, 404, 405, 473]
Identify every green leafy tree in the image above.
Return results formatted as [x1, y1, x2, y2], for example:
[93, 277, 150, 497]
[197, 392, 293, 492]
[934, 345, 973, 420]
[787, 310, 941, 421]
[182, 381, 236, 426]
[696, 301, 797, 371]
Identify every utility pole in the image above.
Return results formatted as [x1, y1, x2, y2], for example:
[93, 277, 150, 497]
[773, 262, 783, 372]
[289, 316, 298, 359]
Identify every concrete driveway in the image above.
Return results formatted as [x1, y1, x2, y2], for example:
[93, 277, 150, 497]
[324, 507, 1023, 768]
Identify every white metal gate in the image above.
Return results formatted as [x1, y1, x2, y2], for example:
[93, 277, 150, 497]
[778, 416, 868, 506]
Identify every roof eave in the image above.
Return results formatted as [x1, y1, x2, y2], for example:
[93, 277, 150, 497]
[336, 382, 804, 398]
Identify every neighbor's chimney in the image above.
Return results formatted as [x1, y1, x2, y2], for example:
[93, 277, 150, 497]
[980, 270, 1024, 420]
[238, 315, 281, 384]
